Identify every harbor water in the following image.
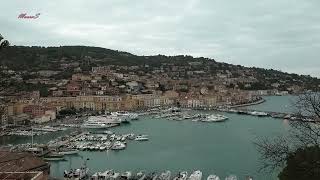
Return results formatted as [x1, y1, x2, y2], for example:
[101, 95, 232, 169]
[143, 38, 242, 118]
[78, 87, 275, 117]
[1, 96, 297, 180]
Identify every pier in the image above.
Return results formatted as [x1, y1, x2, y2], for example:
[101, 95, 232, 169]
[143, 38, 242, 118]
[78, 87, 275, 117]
[215, 107, 315, 121]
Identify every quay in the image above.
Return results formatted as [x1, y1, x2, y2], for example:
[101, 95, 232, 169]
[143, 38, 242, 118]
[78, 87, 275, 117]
[215, 107, 314, 121]
[228, 98, 266, 108]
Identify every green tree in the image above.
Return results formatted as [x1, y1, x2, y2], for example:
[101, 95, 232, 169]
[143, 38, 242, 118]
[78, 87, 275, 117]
[279, 146, 320, 180]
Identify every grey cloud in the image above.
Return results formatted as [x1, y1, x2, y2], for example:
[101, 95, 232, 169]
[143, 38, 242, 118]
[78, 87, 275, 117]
[0, 0, 320, 77]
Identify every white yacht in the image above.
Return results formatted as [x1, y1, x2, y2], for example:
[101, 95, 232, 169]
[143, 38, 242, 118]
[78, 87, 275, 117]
[109, 171, 120, 180]
[81, 121, 119, 129]
[249, 111, 268, 117]
[136, 171, 146, 180]
[135, 135, 149, 141]
[120, 171, 132, 179]
[173, 171, 188, 180]
[96, 169, 114, 179]
[188, 170, 202, 180]
[64, 167, 89, 180]
[207, 175, 220, 180]
[111, 141, 126, 150]
[159, 170, 171, 180]
[90, 172, 99, 180]
[99, 146, 106, 151]
[202, 114, 228, 122]
[104, 130, 114, 135]
[81, 116, 120, 129]
[111, 111, 139, 121]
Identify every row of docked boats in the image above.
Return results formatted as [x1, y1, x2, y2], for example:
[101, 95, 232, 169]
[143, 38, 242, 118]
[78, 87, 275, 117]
[44, 146, 81, 161]
[217, 107, 315, 121]
[154, 111, 229, 123]
[218, 108, 269, 117]
[33, 125, 68, 132]
[5, 125, 68, 137]
[74, 135, 149, 152]
[81, 112, 139, 129]
[87, 170, 248, 180]
[64, 162, 90, 180]
[49, 132, 150, 153]
[75, 140, 126, 151]
[7, 130, 47, 136]
[198, 114, 228, 122]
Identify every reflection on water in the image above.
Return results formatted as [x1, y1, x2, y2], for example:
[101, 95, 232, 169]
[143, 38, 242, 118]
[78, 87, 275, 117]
[282, 119, 290, 128]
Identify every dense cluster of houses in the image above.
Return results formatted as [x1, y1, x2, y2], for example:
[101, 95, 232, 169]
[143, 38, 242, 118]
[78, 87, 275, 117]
[0, 57, 294, 126]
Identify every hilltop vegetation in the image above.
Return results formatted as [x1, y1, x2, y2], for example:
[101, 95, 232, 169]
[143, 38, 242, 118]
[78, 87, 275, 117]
[0, 45, 319, 92]
[0, 46, 212, 69]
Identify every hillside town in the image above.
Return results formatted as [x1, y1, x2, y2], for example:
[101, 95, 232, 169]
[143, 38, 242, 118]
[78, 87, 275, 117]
[0, 49, 299, 127]
[2, 0, 320, 179]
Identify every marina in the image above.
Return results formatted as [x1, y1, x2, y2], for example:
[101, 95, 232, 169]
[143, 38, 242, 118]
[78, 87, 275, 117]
[1, 125, 68, 137]
[7, 130, 150, 155]
[0, 96, 297, 180]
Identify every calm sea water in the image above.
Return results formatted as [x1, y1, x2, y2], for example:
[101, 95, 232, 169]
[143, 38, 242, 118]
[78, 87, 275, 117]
[1, 96, 298, 180]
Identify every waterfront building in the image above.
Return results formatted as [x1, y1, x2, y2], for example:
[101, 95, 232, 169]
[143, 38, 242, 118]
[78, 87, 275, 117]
[23, 105, 56, 118]
[8, 113, 30, 125]
[32, 110, 56, 124]
[12, 102, 29, 115]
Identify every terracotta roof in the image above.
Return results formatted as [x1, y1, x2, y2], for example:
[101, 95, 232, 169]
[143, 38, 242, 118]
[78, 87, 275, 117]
[0, 151, 49, 173]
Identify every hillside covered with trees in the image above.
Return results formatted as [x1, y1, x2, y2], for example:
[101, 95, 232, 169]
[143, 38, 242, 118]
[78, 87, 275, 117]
[0, 45, 319, 93]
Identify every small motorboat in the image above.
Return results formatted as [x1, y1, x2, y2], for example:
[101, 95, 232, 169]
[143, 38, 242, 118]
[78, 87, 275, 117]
[173, 171, 188, 180]
[120, 171, 132, 180]
[159, 170, 171, 180]
[109, 171, 120, 180]
[135, 135, 149, 141]
[64, 167, 89, 180]
[90, 172, 99, 180]
[74, 167, 89, 180]
[99, 146, 106, 151]
[136, 171, 146, 180]
[126, 133, 135, 140]
[111, 141, 126, 150]
[97, 169, 114, 179]
[207, 174, 220, 180]
[188, 170, 202, 180]
[225, 175, 237, 180]
[201, 114, 228, 122]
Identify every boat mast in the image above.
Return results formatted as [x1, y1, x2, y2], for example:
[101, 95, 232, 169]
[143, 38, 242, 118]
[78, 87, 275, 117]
[31, 127, 34, 148]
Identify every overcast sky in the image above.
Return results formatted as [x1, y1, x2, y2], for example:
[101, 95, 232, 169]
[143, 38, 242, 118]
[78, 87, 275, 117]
[1, 0, 320, 77]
